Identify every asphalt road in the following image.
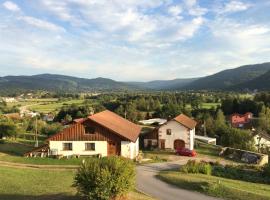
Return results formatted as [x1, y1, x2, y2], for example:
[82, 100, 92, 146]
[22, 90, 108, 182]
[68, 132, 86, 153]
[136, 160, 220, 200]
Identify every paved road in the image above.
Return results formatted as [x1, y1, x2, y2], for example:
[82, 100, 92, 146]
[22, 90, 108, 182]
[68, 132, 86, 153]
[136, 160, 219, 200]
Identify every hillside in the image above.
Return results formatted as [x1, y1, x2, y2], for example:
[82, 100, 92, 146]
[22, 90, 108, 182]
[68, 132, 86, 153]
[182, 62, 270, 90]
[234, 70, 270, 90]
[0, 74, 136, 93]
[128, 78, 198, 90]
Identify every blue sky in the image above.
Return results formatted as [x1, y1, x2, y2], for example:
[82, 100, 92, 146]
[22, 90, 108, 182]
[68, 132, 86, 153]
[0, 0, 270, 81]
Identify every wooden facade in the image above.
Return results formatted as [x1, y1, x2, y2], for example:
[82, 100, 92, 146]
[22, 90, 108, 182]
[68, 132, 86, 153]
[48, 120, 127, 143]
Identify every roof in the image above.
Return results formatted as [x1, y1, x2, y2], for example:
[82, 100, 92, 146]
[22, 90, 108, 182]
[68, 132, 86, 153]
[173, 114, 197, 129]
[88, 110, 141, 142]
[73, 118, 86, 123]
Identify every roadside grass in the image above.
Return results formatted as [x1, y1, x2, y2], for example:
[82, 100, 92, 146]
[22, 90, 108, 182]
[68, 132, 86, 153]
[157, 171, 270, 200]
[185, 103, 220, 110]
[0, 166, 154, 200]
[142, 150, 172, 163]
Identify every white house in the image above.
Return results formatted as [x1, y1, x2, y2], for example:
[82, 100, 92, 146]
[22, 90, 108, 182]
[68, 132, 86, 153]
[25, 110, 141, 159]
[144, 114, 197, 150]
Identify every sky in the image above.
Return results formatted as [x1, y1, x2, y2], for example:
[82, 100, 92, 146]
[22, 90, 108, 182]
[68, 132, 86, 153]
[0, 0, 270, 81]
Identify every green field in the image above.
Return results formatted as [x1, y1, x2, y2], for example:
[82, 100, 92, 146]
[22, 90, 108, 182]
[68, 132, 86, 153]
[29, 99, 86, 113]
[0, 166, 153, 200]
[158, 171, 270, 200]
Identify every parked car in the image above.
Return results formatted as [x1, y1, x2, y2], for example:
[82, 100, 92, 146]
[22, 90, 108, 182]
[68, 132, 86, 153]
[176, 148, 196, 157]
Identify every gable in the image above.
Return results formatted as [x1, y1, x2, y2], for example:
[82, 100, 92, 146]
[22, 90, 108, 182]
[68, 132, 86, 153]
[47, 121, 127, 142]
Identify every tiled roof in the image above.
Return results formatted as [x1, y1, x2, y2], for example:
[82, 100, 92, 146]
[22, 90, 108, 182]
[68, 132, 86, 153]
[88, 110, 141, 142]
[173, 114, 197, 129]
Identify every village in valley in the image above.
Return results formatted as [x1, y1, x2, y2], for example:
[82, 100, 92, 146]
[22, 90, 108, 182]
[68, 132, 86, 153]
[1, 90, 270, 200]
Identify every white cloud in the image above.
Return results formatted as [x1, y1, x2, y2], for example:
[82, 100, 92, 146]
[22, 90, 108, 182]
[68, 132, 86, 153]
[3, 1, 20, 12]
[19, 16, 65, 32]
[168, 5, 182, 16]
[219, 1, 251, 14]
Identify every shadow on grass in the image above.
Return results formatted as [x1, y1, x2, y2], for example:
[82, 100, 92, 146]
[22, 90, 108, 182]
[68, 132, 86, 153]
[0, 193, 84, 200]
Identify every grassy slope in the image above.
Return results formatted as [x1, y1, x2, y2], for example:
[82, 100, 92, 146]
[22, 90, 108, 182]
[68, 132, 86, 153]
[0, 166, 154, 200]
[158, 171, 270, 200]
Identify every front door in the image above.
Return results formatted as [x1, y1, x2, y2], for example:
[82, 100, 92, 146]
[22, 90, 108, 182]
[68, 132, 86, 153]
[174, 139, 185, 149]
[107, 141, 120, 156]
[159, 139, 165, 149]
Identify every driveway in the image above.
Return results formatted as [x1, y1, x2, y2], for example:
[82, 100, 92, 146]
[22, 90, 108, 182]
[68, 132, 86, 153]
[136, 159, 219, 200]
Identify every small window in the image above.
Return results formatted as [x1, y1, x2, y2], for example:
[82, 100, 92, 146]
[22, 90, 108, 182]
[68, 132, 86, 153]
[85, 143, 95, 151]
[85, 126, 95, 134]
[166, 129, 172, 135]
[63, 143, 72, 151]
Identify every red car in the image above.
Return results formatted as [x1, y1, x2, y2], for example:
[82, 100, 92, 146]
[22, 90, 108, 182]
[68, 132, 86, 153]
[176, 148, 197, 157]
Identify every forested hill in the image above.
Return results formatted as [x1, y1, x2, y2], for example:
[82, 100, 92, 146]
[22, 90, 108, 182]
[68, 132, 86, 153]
[0, 74, 136, 93]
[234, 70, 270, 90]
[181, 62, 270, 90]
[1, 62, 270, 94]
[128, 78, 199, 90]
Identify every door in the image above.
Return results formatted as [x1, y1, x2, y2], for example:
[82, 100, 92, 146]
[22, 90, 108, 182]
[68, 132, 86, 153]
[107, 141, 120, 156]
[174, 139, 185, 149]
[159, 139, 165, 150]
[147, 140, 152, 148]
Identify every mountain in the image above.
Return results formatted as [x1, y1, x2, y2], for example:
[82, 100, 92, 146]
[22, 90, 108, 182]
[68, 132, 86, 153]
[234, 70, 270, 90]
[128, 78, 198, 90]
[181, 62, 270, 90]
[0, 74, 136, 93]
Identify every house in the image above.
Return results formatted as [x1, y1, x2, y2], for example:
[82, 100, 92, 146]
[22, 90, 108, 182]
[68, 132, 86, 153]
[253, 132, 270, 150]
[230, 112, 253, 128]
[25, 110, 141, 159]
[144, 114, 197, 150]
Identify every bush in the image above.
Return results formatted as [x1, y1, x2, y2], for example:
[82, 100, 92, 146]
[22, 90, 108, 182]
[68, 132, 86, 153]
[74, 156, 135, 200]
[180, 160, 212, 175]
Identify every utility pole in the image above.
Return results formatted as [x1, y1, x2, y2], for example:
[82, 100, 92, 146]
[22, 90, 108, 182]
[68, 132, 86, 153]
[34, 115, 38, 147]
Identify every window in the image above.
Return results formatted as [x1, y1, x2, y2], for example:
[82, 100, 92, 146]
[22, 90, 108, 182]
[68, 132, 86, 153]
[166, 129, 172, 135]
[85, 143, 95, 151]
[85, 126, 95, 134]
[62, 143, 72, 151]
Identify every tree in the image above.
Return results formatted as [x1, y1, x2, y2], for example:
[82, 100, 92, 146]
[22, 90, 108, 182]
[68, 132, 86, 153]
[258, 106, 270, 132]
[0, 120, 18, 138]
[215, 109, 226, 128]
[40, 123, 63, 136]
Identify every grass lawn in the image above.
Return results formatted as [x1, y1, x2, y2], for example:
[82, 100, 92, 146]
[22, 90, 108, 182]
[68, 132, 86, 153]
[0, 166, 154, 200]
[158, 171, 270, 200]
[195, 142, 221, 158]
[29, 99, 86, 113]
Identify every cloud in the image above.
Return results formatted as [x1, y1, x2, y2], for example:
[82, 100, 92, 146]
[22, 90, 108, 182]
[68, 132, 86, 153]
[218, 1, 251, 14]
[168, 5, 183, 16]
[18, 16, 65, 32]
[2, 1, 20, 12]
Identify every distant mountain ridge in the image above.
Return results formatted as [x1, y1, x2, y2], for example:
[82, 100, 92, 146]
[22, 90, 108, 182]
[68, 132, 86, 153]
[127, 78, 199, 90]
[0, 74, 136, 93]
[1, 62, 270, 93]
[181, 62, 270, 90]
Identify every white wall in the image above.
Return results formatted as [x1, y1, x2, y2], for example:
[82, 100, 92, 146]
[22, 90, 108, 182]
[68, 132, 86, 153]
[49, 141, 107, 157]
[189, 128, 195, 150]
[121, 138, 139, 159]
[254, 136, 270, 149]
[158, 120, 193, 150]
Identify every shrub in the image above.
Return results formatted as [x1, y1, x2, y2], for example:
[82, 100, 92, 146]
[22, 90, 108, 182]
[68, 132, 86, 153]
[74, 156, 135, 200]
[180, 160, 212, 175]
